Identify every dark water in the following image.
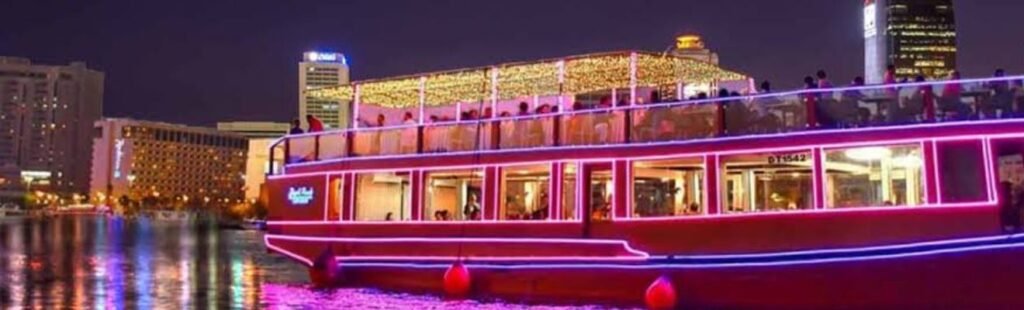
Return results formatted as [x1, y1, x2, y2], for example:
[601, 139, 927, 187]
[0, 216, 619, 309]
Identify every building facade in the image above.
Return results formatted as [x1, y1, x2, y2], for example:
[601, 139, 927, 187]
[671, 35, 719, 65]
[216, 121, 288, 202]
[89, 118, 248, 207]
[216, 121, 289, 139]
[0, 56, 104, 204]
[299, 52, 350, 130]
[865, 0, 957, 83]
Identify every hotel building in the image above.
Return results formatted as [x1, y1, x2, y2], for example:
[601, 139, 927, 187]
[299, 52, 350, 130]
[865, 0, 957, 83]
[216, 121, 288, 202]
[89, 118, 248, 207]
[0, 56, 104, 204]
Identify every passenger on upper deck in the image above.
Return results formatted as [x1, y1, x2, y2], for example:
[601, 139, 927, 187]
[816, 70, 833, 89]
[884, 65, 897, 85]
[401, 112, 417, 153]
[306, 115, 324, 133]
[939, 71, 969, 120]
[289, 118, 304, 135]
[985, 69, 1014, 118]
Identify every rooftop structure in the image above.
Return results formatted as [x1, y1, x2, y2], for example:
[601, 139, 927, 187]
[308, 51, 747, 127]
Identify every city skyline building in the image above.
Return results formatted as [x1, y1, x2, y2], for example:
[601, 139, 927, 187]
[216, 121, 287, 203]
[670, 35, 720, 65]
[0, 56, 104, 204]
[299, 51, 350, 130]
[89, 118, 248, 207]
[865, 0, 957, 83]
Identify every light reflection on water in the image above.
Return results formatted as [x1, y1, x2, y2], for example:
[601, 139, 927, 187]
[0, 216, 623, 309]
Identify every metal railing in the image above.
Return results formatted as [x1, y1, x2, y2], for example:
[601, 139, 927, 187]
[269, 75, 1024, 174]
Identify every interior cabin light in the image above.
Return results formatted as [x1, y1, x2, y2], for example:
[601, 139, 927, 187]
[844, 147, 892, 161]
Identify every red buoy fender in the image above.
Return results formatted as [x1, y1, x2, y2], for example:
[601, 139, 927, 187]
[443, 261, 471, 297]
[309, 247, 341, 288]
[645, 276, 677, 310]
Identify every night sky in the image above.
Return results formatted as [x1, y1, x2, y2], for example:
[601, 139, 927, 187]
[2, 1, 1022, 126]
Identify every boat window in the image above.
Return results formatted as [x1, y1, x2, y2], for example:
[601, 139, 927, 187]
[632, 157, 705, 217]
[992, 138, 1024, 203]
[722, 150, 814, 213]
[823, 144, 924, 208]
[424, 169, 483, 221]
[354, 172, 412, 221]
[589, 168, 614, 220]
[500, 164, 551, 220]
[561, 163, 579, 220]
[937, 140, 989, 203]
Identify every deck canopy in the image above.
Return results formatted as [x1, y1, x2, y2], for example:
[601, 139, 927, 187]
[308, 51, 747, 126]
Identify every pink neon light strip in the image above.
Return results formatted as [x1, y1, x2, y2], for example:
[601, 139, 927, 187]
[270, 134, 1009, 225]
[269, 132, 1007, 210]
[286, 74, 1024, 141]
[264, 234, 651, 258]
[266, 200, 996, 226]
[931, 140, 943, 204]
[264, 235, 313, 266]
[334, 255, 648, 262]
[279, 118, 1024, 169]
[339, 241, 1024, 270]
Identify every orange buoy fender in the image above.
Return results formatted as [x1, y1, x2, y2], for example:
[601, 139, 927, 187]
[308, 247, 341, 288]
[443, 261, 471, 297]
[645, 276, 677, 310]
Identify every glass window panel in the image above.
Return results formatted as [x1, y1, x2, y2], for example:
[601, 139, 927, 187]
[425, 169, 483, 221]
[632, 157, 705, 217]
[500, 165, 551, 220]
[589, 169, 613, 220]
[722, 151, 813, 213]
[824, 144, 924, 208]
[562, 163, 579, 220]
[938, 140, 988, 203]
[355, 172, 411, 221]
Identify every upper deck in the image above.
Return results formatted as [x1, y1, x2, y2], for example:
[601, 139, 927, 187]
[272, 74, 1024, 174]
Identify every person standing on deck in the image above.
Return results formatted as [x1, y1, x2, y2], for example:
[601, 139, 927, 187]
[289, 118, 304, 135]
[306, 115, 324, 133]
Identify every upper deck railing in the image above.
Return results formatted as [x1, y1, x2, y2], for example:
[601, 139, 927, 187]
[270, 75, 1024, 174]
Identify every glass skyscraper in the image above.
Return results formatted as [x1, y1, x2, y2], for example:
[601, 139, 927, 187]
[865, 0, 957, 83]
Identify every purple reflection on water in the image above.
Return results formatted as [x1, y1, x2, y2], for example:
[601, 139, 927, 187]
[0, 216, 626, 309]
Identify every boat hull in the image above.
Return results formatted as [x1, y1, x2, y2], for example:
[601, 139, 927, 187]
[266, 232, 1024, 309]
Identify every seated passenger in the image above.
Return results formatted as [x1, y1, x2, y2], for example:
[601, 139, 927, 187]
[984, 69, 1014, 118]
[939, 71, 970, 120]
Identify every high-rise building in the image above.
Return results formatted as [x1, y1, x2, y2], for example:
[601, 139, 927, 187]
[0, 56, 104, 204]
[865, 0, 957, 83]
[89, 118, 248, 207]
[299, 51, 350, 130]
[216, 121, 289, 139]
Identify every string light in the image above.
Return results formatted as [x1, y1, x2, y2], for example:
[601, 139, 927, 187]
[306, 51, 747, 109]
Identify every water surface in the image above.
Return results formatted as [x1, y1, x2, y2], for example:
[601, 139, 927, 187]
[0, 216, 621, 309]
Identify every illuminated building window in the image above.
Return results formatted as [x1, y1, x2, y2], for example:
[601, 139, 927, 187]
[823, 144, 923, 208]
[722, 150, 813, 213]
[500, 164, 550, 221]
[425, 169, 482, 221]
[632, 157, 704, 217]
